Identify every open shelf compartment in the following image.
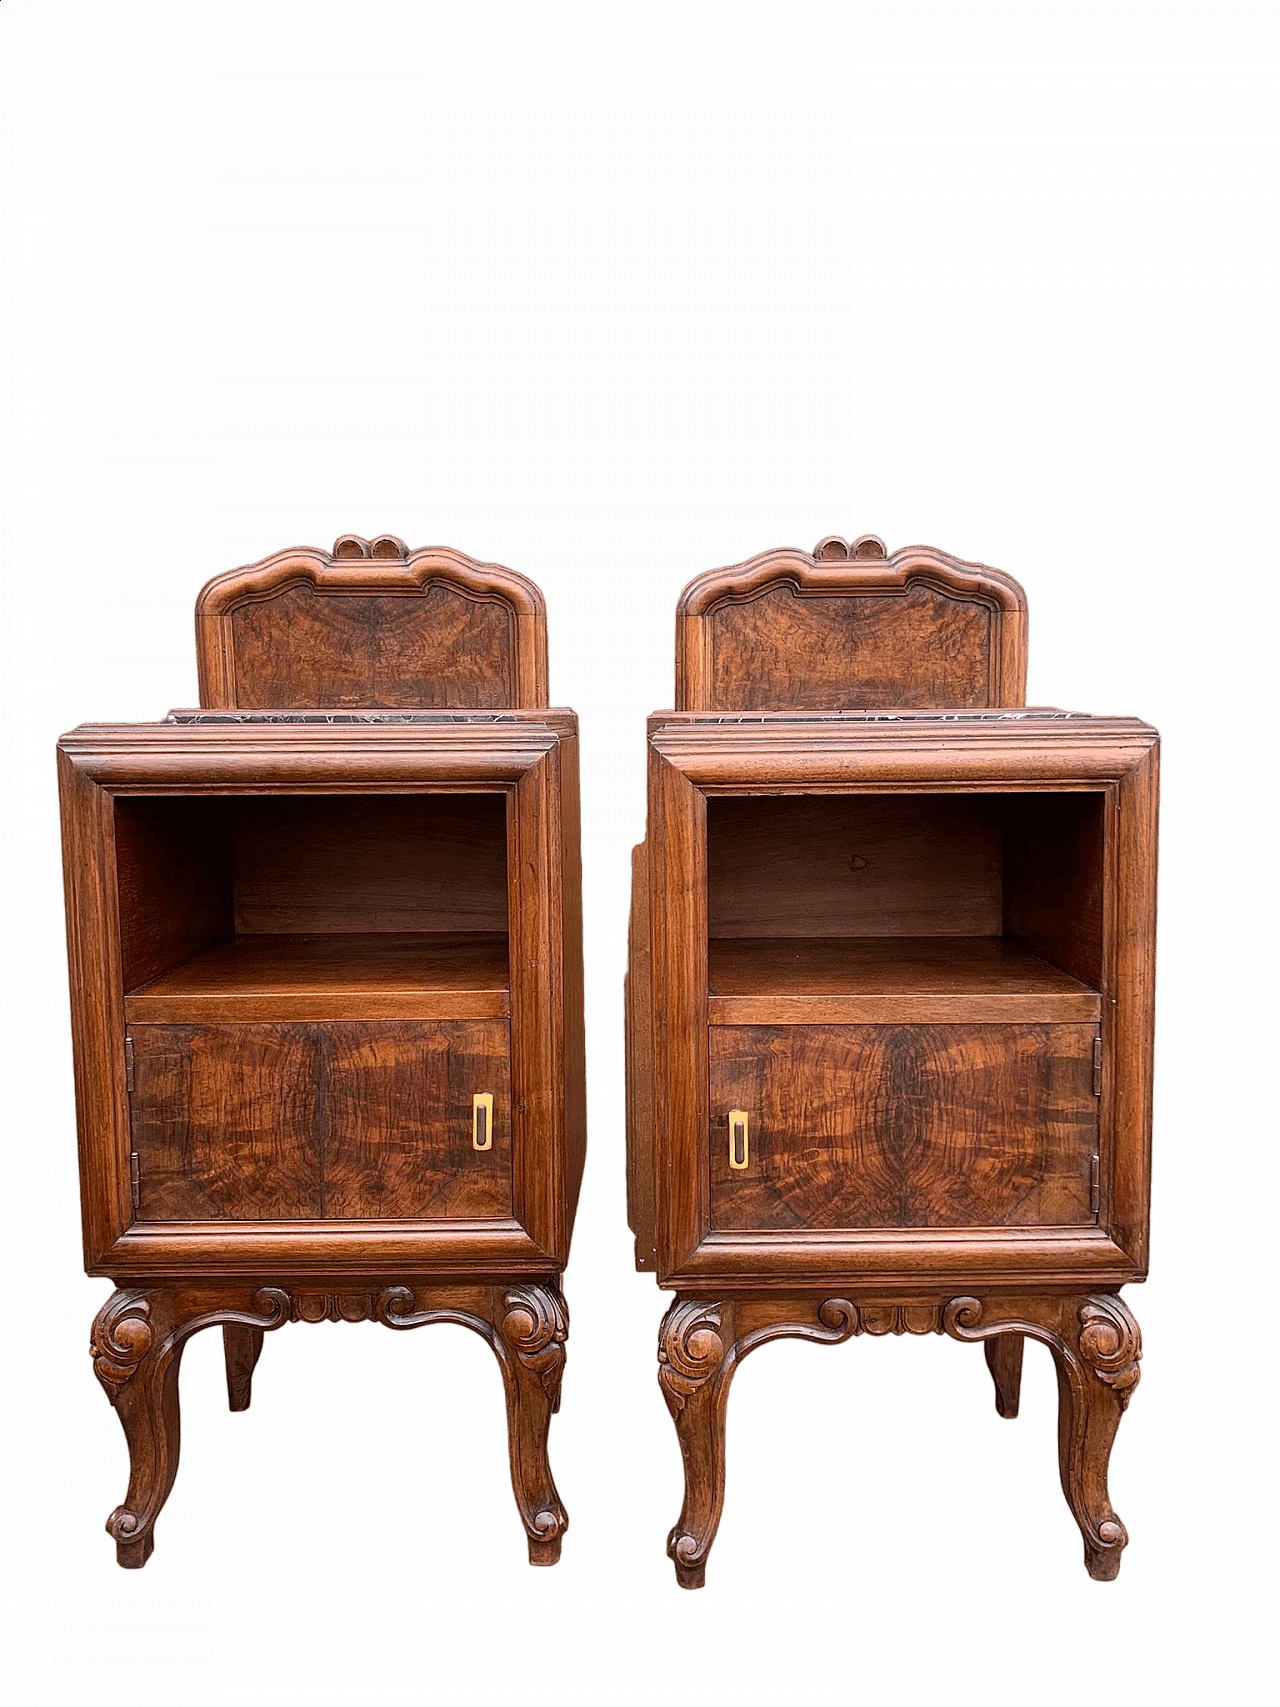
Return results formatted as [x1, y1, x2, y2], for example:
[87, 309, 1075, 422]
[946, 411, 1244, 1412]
[115, 792, 510, 1022]
[706, 791, 1103, 1024]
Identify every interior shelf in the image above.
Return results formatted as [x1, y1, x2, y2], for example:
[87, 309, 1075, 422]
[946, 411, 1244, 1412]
[124, 932, 510, 1023]
[707, 936, 1100, 1024]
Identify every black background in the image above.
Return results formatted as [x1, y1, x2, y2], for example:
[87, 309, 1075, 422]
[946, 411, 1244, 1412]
[40, 495, 1181, 1611]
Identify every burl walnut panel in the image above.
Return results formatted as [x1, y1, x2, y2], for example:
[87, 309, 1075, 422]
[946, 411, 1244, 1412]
[709, 1023, 1099, 1231]
[130, 1019, 511, 1221]
[230, 584, 517, 710]
[706, 583, 993, 711]
[195, 538, 550, 710]
[675, 537, 1028, 713]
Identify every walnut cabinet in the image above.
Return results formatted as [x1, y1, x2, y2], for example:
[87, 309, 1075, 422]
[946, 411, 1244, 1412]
[626, 536, 1157, 1585]
[60, 537, 585, 1567]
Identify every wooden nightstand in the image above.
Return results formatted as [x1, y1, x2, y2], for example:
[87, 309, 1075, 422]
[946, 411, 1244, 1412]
[60, 536, 585, 1568]
[627, 535, 1156, 1586]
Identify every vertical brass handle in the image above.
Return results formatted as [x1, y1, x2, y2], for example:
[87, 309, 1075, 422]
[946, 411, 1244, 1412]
[472, 1092, 494, 1152]
[728, 1110, 750, 1171]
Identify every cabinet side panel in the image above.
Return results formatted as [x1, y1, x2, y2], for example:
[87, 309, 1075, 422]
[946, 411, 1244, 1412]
[709, 1024, 1098, 1230]
[59, 752, 130, 1265]
[130, 1024, 323, 1218]
[322, 1020, 512, 1218]
[625, 840, 658, 1268]
[557, 731, 588, 1238]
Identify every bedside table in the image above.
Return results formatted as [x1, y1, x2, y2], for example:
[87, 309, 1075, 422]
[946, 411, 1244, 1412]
[627, 536, 1155, 1585]
[60, 536, 585, 1567]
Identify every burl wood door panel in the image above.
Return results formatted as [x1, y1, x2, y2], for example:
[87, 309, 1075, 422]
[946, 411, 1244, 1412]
[129, 1020, 510, 1221]
[709, 1024, 1098, 1231]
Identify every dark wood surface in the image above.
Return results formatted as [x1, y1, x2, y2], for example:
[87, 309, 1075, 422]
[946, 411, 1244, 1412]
[708, 1022, 1099, 1230]
[130, 1019, 512, 1221]
[125, 931, 511, 1022]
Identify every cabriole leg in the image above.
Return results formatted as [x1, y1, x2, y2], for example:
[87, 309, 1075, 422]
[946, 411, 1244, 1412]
[945, 1293, 1142, 1580]
[378, 1279, 570, 1565]
[984, 1333, 1025, 1418]
[90, 1286, 290, 1568]
[658, 1295, 859, 1589]
[223, 1324, 265, 1412]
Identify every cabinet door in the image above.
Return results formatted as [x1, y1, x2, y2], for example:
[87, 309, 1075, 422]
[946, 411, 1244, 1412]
[709, 1023, 1098, 1231]
[129, 1020, 510, 1221]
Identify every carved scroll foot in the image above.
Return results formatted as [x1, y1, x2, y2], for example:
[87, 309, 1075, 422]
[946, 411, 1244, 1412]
[496, 1284, 569, 1565]
[945, 1293, 1141, 1580]
[658, 1294, 858, 1588]
[223, 1324, 265, 1412]
[378, 1279, 569, 1565]
[984, 1333, 1025, 1418]
[90, 1286, 291, 1568]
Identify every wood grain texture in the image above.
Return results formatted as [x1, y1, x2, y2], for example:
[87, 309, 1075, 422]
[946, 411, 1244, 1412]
[230, 584, 517, 709]
[707, 793, 1002, 938]
[708, 936, 1100, 1024]
[675, 539, 1028, 712]
[709, 1023, 1099, 1230]
[195, 539, 549, 710]
[125, 932, 511, 1022]
[232, 792, 509, 934]
[129, 1020, 511, 1221]
[321, 1020, 511, 1219]
[707, 583, 993, 709]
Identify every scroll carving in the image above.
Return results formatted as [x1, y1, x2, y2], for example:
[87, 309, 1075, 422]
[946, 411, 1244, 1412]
[364, 1283, 570, 1554]
[658, 1301, 727, 1415]
[942, 1292, 1140, 1579]
[499, 1285, 569, 1402]
[289, 1292, 376, 1324]
[90, 1291, 156, 1401]
[659, 1295, 859, 1588]
[90, 1286, 292, 1567]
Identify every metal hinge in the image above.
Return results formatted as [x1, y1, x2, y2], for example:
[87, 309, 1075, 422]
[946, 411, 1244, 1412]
[124, 1034, 135, 1093]
[1092, 1033, 1103, 1097]
[129, 1152, 141, 1211]
[1090, 1153, 1101, 1215]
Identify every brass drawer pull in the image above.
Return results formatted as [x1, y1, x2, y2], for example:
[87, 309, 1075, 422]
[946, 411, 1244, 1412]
[472, 1093, 494, 1152]
[728, 1110, 750, 1171]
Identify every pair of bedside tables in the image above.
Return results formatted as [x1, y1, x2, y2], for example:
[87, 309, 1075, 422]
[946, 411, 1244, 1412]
[60, 532, 1156, 1584]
